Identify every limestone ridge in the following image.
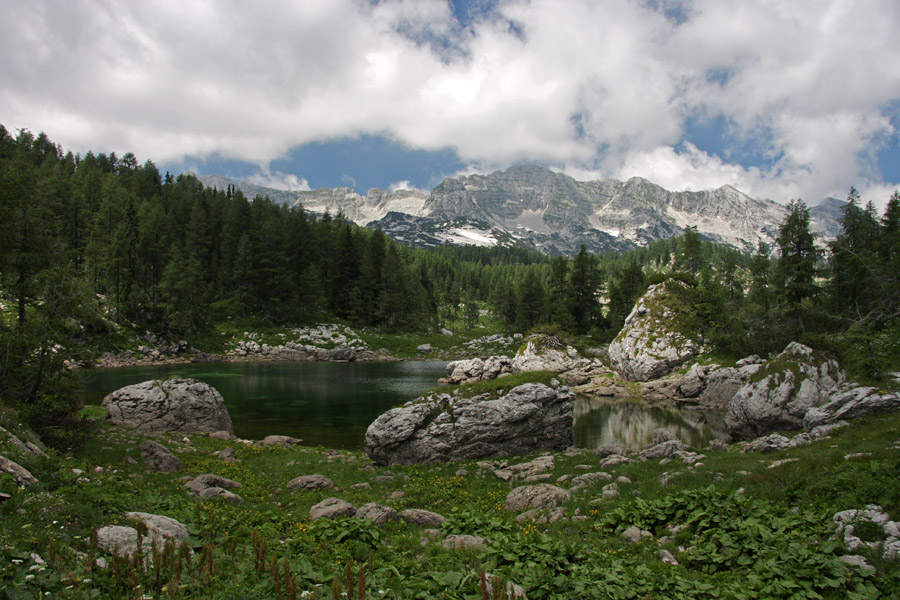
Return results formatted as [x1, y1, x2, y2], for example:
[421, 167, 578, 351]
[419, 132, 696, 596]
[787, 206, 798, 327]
[200, 165, 841, 256]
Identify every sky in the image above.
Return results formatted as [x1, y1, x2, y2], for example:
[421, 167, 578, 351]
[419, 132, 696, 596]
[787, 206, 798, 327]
[2, 0, 899, 207]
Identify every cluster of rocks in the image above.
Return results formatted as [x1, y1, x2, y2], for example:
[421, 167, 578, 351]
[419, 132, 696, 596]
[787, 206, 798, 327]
[640, 357, 764, 409]
[0, 426, 48, 494]
[462, 333, 522, 353]
[230, 339, 367, 362]
[228, 325, 373, 362]
[441, 334, 589, 385]
[833, 505, 900, 563]
[605, 282, 900, 444]
[93, 334, 214, 368]
[365, 382, 575, 465]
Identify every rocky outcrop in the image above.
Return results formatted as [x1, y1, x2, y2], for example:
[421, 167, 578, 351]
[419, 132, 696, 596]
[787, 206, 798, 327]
[227, 325, 372, 362]
[510, 335, 588, 374]
[640, 361, 760, 408]
[441, 334, 588, 384]
[0, 454, 39, 487]
[365, 383, 575, 465]
[726, 343, 843, 439]
[803, 386, 900, 430]
[608, 281, 704, 382]
[102, 379, 234, 435]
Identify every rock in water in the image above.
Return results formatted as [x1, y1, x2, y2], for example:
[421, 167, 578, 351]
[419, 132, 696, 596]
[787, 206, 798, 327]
[607, 280, 703, 382]
[102, 378, 234, 434]
[365, 383, 574, 465]
[725, 343, 843, 439]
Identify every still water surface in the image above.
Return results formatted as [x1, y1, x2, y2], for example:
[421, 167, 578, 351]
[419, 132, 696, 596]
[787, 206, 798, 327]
[79, 361, 726, 450]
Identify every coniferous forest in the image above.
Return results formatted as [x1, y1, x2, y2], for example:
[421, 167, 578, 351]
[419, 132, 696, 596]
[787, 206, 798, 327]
[1, 125, 900, 445]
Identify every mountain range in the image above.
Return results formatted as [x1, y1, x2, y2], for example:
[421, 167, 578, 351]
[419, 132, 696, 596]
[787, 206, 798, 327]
[198, 165, 842, 256]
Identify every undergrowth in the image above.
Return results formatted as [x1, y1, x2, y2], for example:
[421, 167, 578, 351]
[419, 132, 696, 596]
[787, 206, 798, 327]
[2, 409, 899, 598]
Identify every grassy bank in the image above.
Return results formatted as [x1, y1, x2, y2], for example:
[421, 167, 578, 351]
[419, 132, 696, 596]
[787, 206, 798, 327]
[2, 404, 899, 598]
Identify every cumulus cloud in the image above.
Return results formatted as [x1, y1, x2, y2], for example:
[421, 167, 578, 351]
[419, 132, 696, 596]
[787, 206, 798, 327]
[388, 180, 425, 193]
[0, 0, 898, 205]
[247, 169, 311, 192]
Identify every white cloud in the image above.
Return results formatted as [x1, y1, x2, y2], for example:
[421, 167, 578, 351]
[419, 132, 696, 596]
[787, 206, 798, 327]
[247, 169, 311, 192]
[0, 0, 898, 205]
[388, 180, 424, 193]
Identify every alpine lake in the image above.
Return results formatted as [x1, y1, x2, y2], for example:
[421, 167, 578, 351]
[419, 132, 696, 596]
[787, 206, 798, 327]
[78, 360, 727, 451]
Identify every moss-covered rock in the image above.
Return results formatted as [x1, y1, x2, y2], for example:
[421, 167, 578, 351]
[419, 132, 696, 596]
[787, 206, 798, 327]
[608, 280, 704, 382]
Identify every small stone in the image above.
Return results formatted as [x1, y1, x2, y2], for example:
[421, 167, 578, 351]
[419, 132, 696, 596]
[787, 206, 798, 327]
[622, 526, 651, 544]
[199, 487, 243, 504]
[659, 549, 679, 565]
[287, 474, 334, 491]
[768, 458, 800, 469]
[442, 534, 486, 550]
[262, 435, 303, 447]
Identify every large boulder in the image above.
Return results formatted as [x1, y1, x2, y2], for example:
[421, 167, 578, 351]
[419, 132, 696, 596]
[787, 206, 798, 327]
[102, 379, 234, 434]
[725, 343, 843, 439]
[366, 383, 575, 465]
[608, 281, 704, 382]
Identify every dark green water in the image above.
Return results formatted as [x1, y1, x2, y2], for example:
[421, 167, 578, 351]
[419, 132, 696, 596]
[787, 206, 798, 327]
[78, 361, 449, 449]
[79, 361, 727, 450]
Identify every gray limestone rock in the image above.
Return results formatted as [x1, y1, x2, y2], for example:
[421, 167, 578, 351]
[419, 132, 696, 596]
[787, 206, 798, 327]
[0, 454, 38, 487]
[262, 435, 303, 447]
[742, 434, 791, 454]
[641, 439, 687, 459]
[365, 383, 574, 465]
[309, 498, 356, 521]
[355, 503, 398, 525]
[139, 440, 182, 473]
[834, 505, 900, 560]
[400, 509, 446, 527]
[622, 526, 652, 544]
[608, 281, 703, 382]
[102, 379, 233, 434]
[803, 386, 900, 431]
[287, 474, 335, 490]
[505, 484, 571, 511]
[199, 487, 243, 504]
[97, 512, 190, 558]
[725, 343, 843, 439]
[185, 473, 241, 495]
[442, 534, 487, 550]
[510, 335, 587, 374]
[569, 471, 613, 490]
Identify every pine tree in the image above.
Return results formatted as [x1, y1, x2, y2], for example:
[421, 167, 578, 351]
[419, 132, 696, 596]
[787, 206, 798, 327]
[775, 200, 818, 330]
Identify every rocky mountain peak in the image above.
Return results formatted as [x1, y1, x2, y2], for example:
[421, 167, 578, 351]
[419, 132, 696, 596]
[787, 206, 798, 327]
[199, 166, 841, 256]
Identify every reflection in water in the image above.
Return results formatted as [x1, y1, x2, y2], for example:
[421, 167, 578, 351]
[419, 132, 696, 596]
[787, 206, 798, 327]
[81, 362, 726, 452]
[573, 395, 726, 450]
